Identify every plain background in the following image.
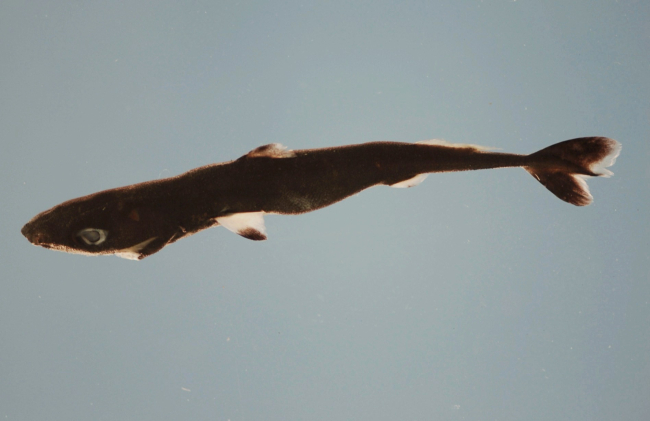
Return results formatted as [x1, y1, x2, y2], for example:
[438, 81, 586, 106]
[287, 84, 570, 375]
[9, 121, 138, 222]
[1, 1, 648, 420]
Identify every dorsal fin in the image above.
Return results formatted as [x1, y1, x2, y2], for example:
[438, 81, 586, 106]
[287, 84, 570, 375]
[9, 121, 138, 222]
[246, 143, 296, 158]
[216, 212, 267, 241]
[417, 139, 495, 151]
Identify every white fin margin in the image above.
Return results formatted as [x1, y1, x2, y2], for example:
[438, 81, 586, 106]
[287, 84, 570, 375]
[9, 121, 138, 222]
[216, 212, 268, 241]
[417, 139, 495, 151]
[574, 174, 593, 201]
[390, 173, 428, 188]
[115, 237, 158, 260]
[247, 143, 296, 158]
[591, 140, 622, 178]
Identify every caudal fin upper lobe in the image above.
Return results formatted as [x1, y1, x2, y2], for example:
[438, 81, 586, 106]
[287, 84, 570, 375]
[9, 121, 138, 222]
[525, 137, 621, 206]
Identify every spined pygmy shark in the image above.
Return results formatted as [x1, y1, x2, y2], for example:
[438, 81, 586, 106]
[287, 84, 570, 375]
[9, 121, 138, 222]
[21, 137, 621, 260]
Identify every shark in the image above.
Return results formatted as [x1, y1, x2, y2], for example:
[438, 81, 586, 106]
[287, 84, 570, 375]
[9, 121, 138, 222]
[21, 136, 621, 260]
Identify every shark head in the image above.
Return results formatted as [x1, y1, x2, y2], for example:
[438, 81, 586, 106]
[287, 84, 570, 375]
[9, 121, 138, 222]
[21, 188, 174, 260]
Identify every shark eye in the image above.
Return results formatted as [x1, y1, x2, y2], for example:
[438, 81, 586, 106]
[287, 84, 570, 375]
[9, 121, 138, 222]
[77, 228, 107, 245]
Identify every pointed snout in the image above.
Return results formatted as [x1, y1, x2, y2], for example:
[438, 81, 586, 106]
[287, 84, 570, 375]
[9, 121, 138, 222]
[21, 222, 34, 242]
[21, 221, 50, 247]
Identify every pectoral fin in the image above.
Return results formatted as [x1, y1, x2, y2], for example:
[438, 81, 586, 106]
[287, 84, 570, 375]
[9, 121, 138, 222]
[216, 212, 267, 241]
[115, 237, 161, 260]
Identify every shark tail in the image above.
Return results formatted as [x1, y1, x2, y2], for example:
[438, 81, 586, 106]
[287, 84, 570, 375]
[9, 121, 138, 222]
[525, 137, 621, 206]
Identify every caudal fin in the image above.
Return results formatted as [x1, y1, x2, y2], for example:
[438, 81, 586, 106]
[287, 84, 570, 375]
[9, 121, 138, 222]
[525, 137, 621, 206]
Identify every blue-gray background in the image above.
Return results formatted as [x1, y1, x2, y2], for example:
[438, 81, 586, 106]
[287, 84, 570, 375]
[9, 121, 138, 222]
[2, 1, 648, 420]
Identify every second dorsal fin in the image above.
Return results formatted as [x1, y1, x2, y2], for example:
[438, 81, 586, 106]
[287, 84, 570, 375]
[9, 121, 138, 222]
[417, 139, 494, 151]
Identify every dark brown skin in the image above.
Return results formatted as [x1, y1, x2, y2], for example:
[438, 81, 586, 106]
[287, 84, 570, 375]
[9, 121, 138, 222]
[21, 137, 620, 260]
[177, 142, 528, 214]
